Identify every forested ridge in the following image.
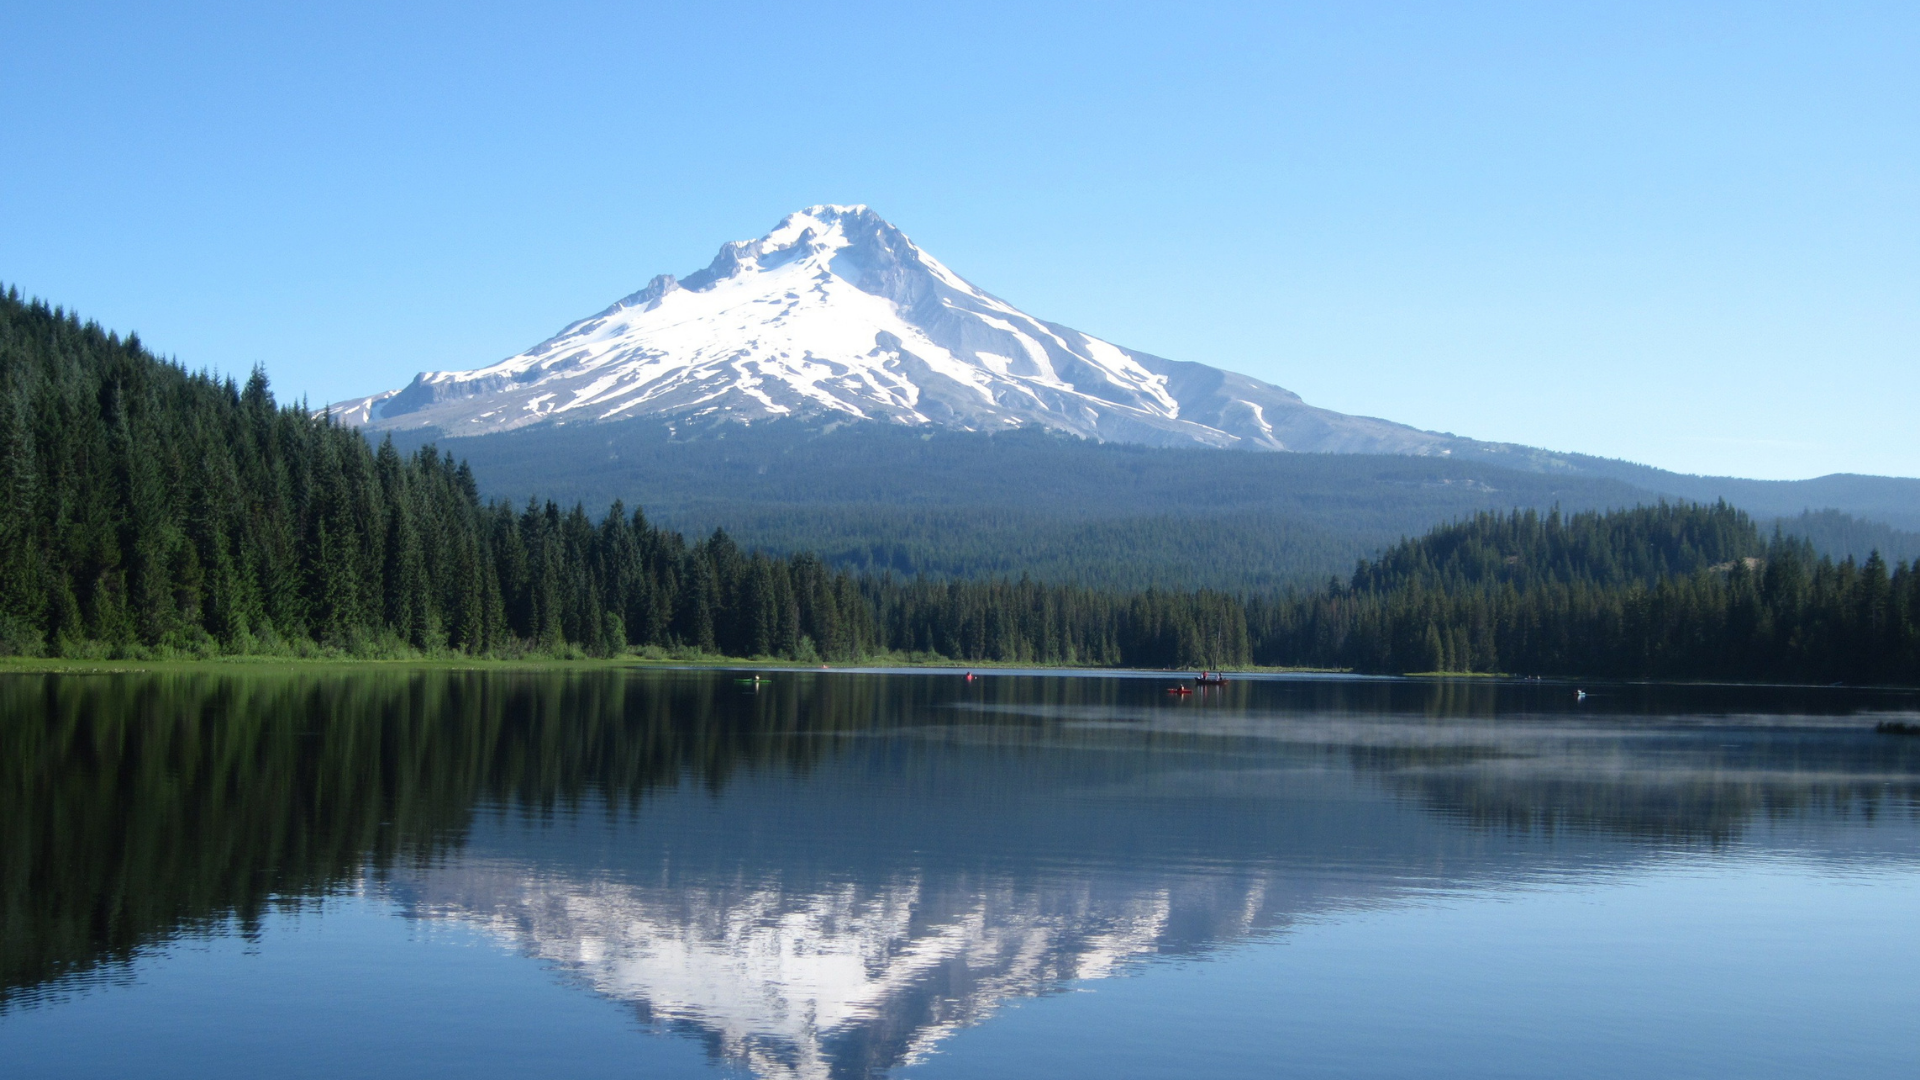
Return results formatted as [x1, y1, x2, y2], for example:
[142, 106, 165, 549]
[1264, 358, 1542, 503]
[0, 289, 877, 660]
[1248, 505, 1919, 682]
[406, 413, 1656, 591]
[3, 289, 1916, 683]
[405, 404, 1920, 590]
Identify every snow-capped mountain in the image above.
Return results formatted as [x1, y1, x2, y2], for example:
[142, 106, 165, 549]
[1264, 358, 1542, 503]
[332, 205, 1456, 454]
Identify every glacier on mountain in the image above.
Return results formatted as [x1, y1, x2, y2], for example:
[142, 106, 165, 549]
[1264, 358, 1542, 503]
[332, 204, 1454, 454]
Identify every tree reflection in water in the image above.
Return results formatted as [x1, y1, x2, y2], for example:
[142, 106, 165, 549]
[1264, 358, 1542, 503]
[3, 670, 1917, 1077]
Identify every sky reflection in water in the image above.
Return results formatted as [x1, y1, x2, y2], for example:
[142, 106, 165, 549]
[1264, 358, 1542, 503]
[2, 670, 1917, 1078]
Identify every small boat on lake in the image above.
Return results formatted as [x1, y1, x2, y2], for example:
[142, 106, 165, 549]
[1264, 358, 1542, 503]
[1194, 671, 1227, 685]
[1167, 685, 1194, 695]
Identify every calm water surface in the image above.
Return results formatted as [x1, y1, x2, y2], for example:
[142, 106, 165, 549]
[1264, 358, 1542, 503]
[3, 670, 1918, 1078]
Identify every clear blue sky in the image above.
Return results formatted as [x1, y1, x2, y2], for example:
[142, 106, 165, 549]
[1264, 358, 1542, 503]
[2, 1, 1913, 480]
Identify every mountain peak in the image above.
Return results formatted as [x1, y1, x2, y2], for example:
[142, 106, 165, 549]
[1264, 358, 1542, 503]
[329, 206, 1456, 457]
[739, 203, 893, 256]
[780, 202, 878, 227]
[676, 204, 918, 292]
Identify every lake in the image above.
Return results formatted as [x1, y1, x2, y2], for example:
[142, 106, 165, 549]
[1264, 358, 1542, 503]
[3, 668, 1918, 1079]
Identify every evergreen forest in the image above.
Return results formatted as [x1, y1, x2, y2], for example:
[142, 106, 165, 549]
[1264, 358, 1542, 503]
[2, 288, 1916, 684]
[0, 290, 875, 660]
[397, 401, 1920, 590]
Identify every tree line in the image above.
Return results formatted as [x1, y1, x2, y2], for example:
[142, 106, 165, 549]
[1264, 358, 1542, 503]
[0, 289, 878, 660]
[1246, 504, 1920, 684]
[3, 288, 1916, 683]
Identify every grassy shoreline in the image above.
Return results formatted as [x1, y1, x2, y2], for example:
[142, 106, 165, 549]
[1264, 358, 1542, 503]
[4, 656, 1909, 690]
[0, 653, 1350, 676]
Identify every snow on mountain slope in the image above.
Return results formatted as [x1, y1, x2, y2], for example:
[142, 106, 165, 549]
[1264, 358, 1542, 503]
[332, 205, 1455, 454]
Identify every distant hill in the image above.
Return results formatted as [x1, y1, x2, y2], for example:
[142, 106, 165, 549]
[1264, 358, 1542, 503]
[1765, 509, 1920, 564]
[389, 418, 1918, 591]
[1258, 502, 1919, 682]
[1541, 455, 1920, 532]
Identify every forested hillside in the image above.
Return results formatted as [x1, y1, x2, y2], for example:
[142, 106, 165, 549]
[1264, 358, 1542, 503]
[1769, 509, 1920, 565]
[3, 290, 1916, 684]
[389, 416, 1659, 590]
[393, 414, 1920, 590]
[0, 290, 875, 659]
[1250, 505, 1919, 682]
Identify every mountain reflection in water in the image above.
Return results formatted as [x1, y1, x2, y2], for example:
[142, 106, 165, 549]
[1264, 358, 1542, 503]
[4, 671, 1918, 1079]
